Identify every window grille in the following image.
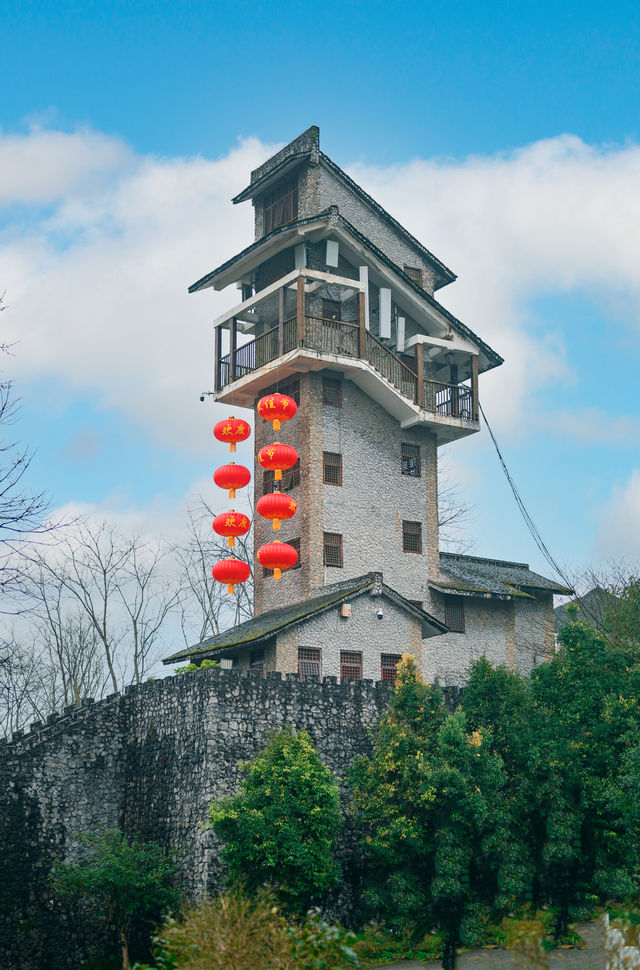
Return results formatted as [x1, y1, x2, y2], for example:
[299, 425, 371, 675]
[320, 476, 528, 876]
[322, 378, 341, 407]
[323, 452, 342, 486]
[402, 520, 422, 554]
[401, 442, 421, 477]
[404, 265, 422, 286]
[445, 597, 465, 633]
[340, 650, 362, 681]
[323, 532, 343, 568]
[381, 653, 402, 683]
[263, 178, 298, 234]
[322, 298, 341, 321]
[250, 650, 265, 675]
[289, 538, 301, 569]
[298, 647, 321, 679]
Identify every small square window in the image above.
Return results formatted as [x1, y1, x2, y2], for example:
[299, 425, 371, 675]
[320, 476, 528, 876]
[402, 521, 422, 554]
[323, 532, 343, 568]
[298, 647, 321, 679]
[250, 650, 265, 675]
[323, 452, 342, 486]
[322, 379, 341, 407]
[381, 653, 403, 683]
[401, 442, 421, 477]
[404, 265, 422, 286]
[340, 650, 362, 681]
[445, 597, 465, 633]
[289, 538, 301, 570]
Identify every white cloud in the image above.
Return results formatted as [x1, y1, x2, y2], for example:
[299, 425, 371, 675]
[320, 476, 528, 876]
[597, 469, 640, 559]
[3, 125, 640, 463]
[542, 407, 640, 444]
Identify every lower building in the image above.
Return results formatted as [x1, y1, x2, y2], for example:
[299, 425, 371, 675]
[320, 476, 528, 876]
[164, 555, 570, 686]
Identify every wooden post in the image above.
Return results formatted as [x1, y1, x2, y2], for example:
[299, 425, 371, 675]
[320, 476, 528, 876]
[471, 354, 479, 421]
[358, 291, 366, 359]
[230, 318, 238, 382]
[415, 342, 424, 407]
[450, 362, 459, 417]
[296, 275, 305, 346]
[278, 286, 285, 357]
[214, 324, 221, 392]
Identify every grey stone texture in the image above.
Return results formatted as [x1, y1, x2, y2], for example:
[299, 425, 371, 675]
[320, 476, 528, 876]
[0, 670, 466, 970]
[254, 373, 439, 617]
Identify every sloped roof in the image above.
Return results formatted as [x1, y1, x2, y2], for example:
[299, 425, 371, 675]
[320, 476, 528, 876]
[163, 572, 447, 664]
[188, 207, 503, 372]
[431, 553, 572, 600]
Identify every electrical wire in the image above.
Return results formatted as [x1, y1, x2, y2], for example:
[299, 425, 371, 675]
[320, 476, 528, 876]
[478, 401, 574, 593]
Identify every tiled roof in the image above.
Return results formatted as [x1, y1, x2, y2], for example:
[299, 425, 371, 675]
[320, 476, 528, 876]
[164, 572, 447, 664]
[432, 553, 573, 599]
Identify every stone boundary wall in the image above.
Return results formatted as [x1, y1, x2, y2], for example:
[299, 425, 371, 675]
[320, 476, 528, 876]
[0, 667, 463, 970]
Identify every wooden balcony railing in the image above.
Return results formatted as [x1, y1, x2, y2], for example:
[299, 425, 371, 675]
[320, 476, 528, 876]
[423, 379, 473, 420]
[217, 312, 476, 423]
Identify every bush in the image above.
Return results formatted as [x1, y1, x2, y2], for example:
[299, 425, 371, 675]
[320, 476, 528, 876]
[145, 889, 358, 970]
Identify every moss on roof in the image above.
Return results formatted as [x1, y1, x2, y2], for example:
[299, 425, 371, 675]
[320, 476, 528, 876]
[434, 553, 573, 599]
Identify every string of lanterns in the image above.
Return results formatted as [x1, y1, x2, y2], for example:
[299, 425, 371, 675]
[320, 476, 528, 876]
[210, 391, 299, 597]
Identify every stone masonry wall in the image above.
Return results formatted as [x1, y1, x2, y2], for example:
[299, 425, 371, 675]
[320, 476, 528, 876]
[1, 669, 405, 970]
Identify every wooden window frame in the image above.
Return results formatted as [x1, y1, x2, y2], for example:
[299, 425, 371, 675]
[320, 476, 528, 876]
[250, 650, 265, 675]
[340, 650, 362, 682]
[401, 442, 421, 477]
[263, 177, 298, 235]
[381, 653, 403, 683]
[263, 459, 300, 496]
[445, 596, 465, 633]
[323, 532, 343, 568]
[322, 378, 341, 407]
[322, 298, 342, 322]
[402, 520, 422, 554]
[298, 647, 321, 679]
[322, 451, 343, 486]
[289, 538, 301, 570]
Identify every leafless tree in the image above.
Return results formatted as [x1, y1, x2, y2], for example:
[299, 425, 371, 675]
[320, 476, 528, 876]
[173, 497, 253, 649]
[0, 633, 51, 735]
[27, 519, 180, 693]
[437, 456, 474, 553]
[0, 294, 51, 604]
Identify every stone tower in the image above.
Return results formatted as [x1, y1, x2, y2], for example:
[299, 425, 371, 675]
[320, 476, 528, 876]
[189, 126, 503, 617]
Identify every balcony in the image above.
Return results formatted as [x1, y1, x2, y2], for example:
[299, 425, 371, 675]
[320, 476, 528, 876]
[212, 269, 479, 438]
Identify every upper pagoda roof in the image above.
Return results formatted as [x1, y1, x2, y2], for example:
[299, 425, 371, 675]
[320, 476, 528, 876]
[431, 553, 573, 600]
[231, 126, 456, 290]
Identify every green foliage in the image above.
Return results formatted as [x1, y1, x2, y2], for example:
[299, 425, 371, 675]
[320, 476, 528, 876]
[174, 659, 219, 674]
[145, 889, 358, 970]
[54, 829, 176, 970]
[208, 729, 342, 913]
[350, 923, 443, 965]
[351, 655, 526, 969]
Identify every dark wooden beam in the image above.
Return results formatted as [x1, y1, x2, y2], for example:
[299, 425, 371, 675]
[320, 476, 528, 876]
[214, 325, 221, 392]
[415, 343, 424, 407]
[471, 354, 479, 421]
[278, 286, 286, 357]
[230, 318, 238, 382]
[358, 291, 366, 359]
[296, 275, 305, 346]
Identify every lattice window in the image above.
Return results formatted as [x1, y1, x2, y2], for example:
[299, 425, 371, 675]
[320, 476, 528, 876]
[250, 650, 265, 675]
[322, 298, 341, 321]
[445, 597, 465, 633]
[323, 452, 342, 486]
[263, 459, 300, 496]
[322, 378, 341, 407]
[289, 537, 301, 570]
[401, 442, 421, 477]
[404, 265, 422, 286]
[263, 178, 298, 234]
[381, 653, 402, 683]
[323, 532, 343, 568]
[340, 650, 362, 681]
[298, 647, 321, 679]
[402, 520, 422, 554]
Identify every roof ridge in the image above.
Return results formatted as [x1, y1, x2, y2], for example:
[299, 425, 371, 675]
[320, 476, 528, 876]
[441, 552, 530, 569]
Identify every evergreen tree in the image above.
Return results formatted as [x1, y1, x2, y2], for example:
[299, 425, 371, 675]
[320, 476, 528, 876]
[209, 729, 342, 914]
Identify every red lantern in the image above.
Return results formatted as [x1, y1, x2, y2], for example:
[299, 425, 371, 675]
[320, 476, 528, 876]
[212, 511, 251, 548]
[257, 540, 298, 580]
[213, 462, 251, 499]
[257, 392, 297, 431]
[213, 416, 251, 453]
[212, 557, 251, 595]
[258, 441, 298, 482]
[256, 491, 297, 531]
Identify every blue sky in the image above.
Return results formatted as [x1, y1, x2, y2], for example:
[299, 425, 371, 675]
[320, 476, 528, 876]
[2, 0, 640, 583]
